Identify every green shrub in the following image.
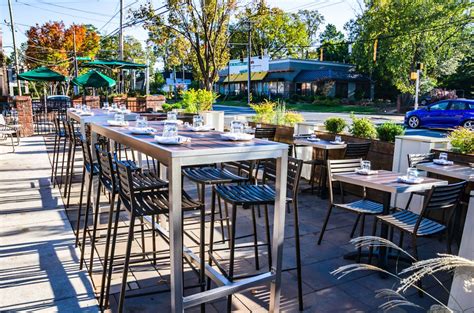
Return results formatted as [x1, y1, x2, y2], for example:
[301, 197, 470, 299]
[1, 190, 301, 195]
[162, 103, 182, 112]
[283, 111, 304, 126]
[448, 127, 474, 154]
[324, 117, 347, 134]
[250, 100, 276, 124]
[350, 114, 377, 139]
[376, 122, 405, 142]
[180, 89, 218, 113]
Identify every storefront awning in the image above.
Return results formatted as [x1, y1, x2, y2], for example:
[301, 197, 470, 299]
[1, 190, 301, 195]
[293, 70, 370, 83]
[223, 71, 267, 83]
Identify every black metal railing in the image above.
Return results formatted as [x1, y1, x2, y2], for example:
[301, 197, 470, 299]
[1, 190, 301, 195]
[32, 99, 70, 135]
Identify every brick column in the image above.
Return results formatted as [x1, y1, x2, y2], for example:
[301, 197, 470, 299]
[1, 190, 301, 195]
[144, 95, 166, 112]
[14, 96, 34, 137]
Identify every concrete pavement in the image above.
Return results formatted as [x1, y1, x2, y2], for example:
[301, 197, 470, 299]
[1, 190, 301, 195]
[0, 136, 98, 312]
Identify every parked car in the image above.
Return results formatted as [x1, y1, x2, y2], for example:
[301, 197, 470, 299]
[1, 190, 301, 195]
[405, 99, 474, 130]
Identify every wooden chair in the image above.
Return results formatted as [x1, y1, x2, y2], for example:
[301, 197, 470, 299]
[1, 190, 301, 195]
[344, 142, 371, 159]
[254, 127, 277, 141]
[318, 159, 383, 261]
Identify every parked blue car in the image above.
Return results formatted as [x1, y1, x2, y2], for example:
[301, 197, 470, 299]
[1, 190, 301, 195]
[405, 99, 474, 130]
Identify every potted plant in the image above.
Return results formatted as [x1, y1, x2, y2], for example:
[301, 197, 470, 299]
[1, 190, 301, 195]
[432, 127, 474, 163]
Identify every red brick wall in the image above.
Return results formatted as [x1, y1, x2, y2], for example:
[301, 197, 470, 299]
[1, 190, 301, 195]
[14, 96, 34, 137]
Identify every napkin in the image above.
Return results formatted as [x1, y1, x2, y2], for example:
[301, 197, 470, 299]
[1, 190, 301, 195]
[355, 168, 378, 175]
[154, 135, 191, 144]
[186, 125, 213, 132]
[107, 120, 129, 127]
[433, 159, 454, 166]
[398, 176, 424, 184]
[221, 133, 254, 141]
[128, 127, 156, 135]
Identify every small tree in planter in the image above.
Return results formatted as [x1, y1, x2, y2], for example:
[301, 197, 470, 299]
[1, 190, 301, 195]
[350, 114, 377, 139]
[448, 127, 474, 154]
[376, 122, 405, 143]
[180, 89, 218, 113]
[324, 117, 347, 134]
[250, 100, 276, 124]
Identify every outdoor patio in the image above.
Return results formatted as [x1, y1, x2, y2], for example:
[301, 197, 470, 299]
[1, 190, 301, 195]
[0, 133, 453, 312]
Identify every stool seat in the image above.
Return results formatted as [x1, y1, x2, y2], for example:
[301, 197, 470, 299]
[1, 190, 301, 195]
[215, 184, 277, 206]
[377, 210, 445, 236]
[184, 167, 247, 184]
[132, 171, 168, 191]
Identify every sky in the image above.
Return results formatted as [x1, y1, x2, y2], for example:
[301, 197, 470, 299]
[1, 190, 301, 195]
[1, 0, 361, 56]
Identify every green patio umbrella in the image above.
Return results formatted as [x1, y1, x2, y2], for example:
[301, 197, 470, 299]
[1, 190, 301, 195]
[80, 59, 146, 70]
[72, 70, 116, 88]
[17, 66, 67, 82]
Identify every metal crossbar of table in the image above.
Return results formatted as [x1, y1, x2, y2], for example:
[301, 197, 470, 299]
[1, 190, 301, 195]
[333, 170, 447, 269]
[85, 113, 288, 312]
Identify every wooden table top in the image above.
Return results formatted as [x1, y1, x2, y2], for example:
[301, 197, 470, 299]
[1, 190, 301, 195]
[417, 162, 474, 182]
[293, 138, 347, 150]
[333, 170, 448, 194]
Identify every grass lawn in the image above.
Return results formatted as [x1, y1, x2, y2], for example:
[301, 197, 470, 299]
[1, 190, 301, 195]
[215, 100, 379, 113]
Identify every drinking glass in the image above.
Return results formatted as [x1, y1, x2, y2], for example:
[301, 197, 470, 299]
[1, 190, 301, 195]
[439, 152, 448, 161]
[230, 120, 244, 133]
[193, 115, 204, 128]
[407, 167, 418, 180]
[114, 113, 124, 124]
[103, 102, 109, 110]
[111, 103, 118, 111]
[75, 104, 81, 110]
[81, 104, 87, 112]
[120, 105, 127, 113]
[163, 121, 178, 137]
[184, 122, 190, 128]
[167, 111, 177, 121]
[136, 116, 147, 129]
[361, 160, 371, 172]
[335, 135, 342, 143]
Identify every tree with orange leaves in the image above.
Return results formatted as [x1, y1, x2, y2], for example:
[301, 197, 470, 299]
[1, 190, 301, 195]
[25, 22, 100, 77]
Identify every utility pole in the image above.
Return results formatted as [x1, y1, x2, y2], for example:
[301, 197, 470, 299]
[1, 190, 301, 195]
[72, 26, 79, 95]
[247, 21, 251, 106]
[414, 69, 421, 110]
[118, 0, 124, 93]
[145, 57, 150, 95]
[7, 0, 21, 96]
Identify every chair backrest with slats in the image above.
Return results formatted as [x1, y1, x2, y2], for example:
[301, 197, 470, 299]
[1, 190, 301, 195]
[407, 153, 435, 168]
[222, 161, 255, 180]
[344, 142, 371, 159]
[261, 157, 303, 199]
[115, 160, 134, 204]
[95, 144, 115, 186]
[79, 136, 93, 169]
[327, 158, 362, 203]
[255, 127, 277, 141]
[416, 181, 466, 233]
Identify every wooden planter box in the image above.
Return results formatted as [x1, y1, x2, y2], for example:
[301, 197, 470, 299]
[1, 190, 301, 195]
[140, 95, 166, 112]
[248, 122, 295, 143]
[431, 148, 474, 164]
[72, 96, 100, 108]
[112, 96, 127, 106]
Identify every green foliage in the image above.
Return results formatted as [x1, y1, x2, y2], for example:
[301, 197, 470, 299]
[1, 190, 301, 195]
[250, 100, 276, 124]
[283, 111, 304, 127]
[324, 117, 347, 134]
[162, 103, 182, 112]
[448, 127, 474, 154]
[376, 122, 405, 143]
[348, 0, 472, 98]
[318, 24, 349, 62]
[350, 114, 377, 139]
[180, 89, 218, 114]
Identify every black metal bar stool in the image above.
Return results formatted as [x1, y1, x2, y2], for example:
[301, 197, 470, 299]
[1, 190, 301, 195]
[212, 157, 305, 311]
[51, 117, 66, 188]
[63, 119, 82, 207]
[111, 160, 205, 313]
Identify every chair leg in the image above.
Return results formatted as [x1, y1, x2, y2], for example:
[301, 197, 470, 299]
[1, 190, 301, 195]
[104, 198, 122, 309]
[350, 214, 361, 238]
[214, 187, 226, 243]
[140, 216, 146, 257]
[79, 171, 93, 270]
[88, 180, 102, 275]
[264, 204, 272, 272]
[53, 137, 62, 188]
[66, 144, 76, 207]
[356, 214, 366, 263]
[10, 134, 15, 152]
[118, 213, 136, 313]
[207, 191, 217, 291]
[368, 218, 378, 264]
[51, 135, 58, 180]
[293, 201, 303, 311]
[59, 138, 67, 190]
[398, 231, 404, 250]
[64, 141, 72, 197]
[317, 204, 334, 245]
[250, 205, 260, 271]
[75, 166, 87, 247]
[99, 191, 116, 309]
[227, 204, 237, 313]
[199, 203, 206, 313]
[411, 236, 424, 297]
[151, 215, 157, 266]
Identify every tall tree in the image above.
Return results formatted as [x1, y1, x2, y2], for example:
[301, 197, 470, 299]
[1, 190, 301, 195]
[348, 0, 473, 101]
[298, 9, 324, 46]
[133, 0, 237, 90]
[230, 1, 309, 59]
[318, 24, 348, 62]
[25, 22, 100, 75]
[97, 35, 147, 64]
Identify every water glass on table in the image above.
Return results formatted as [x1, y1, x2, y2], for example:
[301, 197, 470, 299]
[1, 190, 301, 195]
[439, 152, 448, 162]
[361, 160, 371, 172]
[167, 111, 177, 121]
[103, 102, 109, 110]
[230, 120, 244, 133]
[114, 112, 125, 124]
[163, 121, 178, 138]
[193, 115, 204, 128]
[335, 135, 342, 143]
[136, 116, 148, 129]
[407, 167, 418, 180]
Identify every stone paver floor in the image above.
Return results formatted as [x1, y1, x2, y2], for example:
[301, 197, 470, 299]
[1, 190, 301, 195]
[2, 134, 454, 312]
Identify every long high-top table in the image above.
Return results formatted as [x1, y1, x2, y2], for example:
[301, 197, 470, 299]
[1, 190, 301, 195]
[69, 109, 289, 312]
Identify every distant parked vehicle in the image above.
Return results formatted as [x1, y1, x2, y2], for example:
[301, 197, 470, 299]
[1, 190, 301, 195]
[405, 99, 474, 130]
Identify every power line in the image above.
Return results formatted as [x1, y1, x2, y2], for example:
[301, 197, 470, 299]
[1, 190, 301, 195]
[35, 1, 115, 18]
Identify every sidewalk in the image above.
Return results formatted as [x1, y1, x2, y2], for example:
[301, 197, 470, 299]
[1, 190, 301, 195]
[0, 136, 98, 312]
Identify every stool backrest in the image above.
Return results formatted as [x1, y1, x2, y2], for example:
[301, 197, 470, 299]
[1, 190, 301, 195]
[327, 158, 362, 203]
[407, 153, 435, 168]
[255, 127, 277, 141]
[79, 136, 93, 168]
[344, 142, 371, 159]
[95, 144, 116, 186]
[261, 157, 304, 198]
[416, 181, 466, 233]
[115, 160, 134, 202]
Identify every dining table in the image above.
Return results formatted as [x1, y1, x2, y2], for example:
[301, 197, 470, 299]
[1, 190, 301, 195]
[332, 170, 448, 269]
[416, 162, 474, 182]
[70, 108, 290, 312]
[293, 138, 347, 198]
